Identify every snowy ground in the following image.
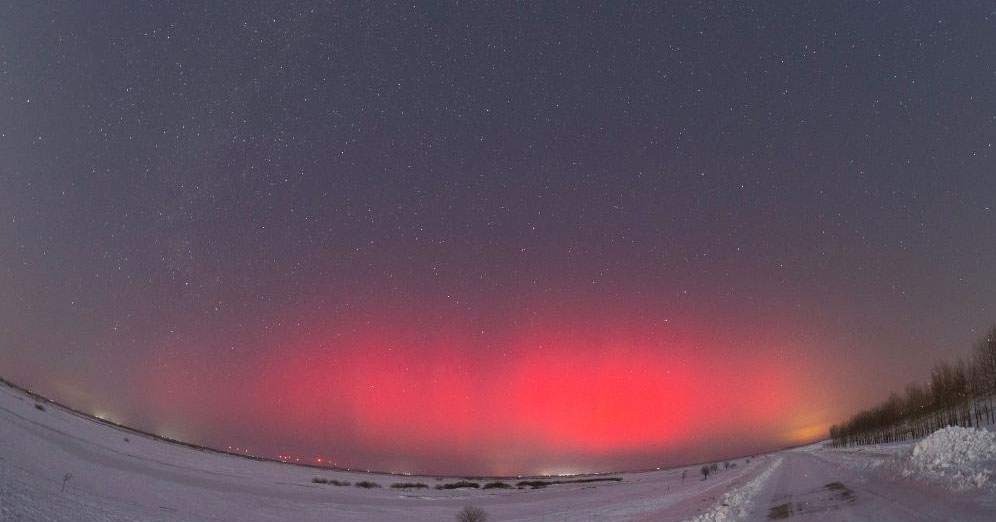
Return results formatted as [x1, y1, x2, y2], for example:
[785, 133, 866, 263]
[2, 382, 996, 521]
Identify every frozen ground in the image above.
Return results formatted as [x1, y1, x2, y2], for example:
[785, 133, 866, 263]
[2, 382, 996, 521]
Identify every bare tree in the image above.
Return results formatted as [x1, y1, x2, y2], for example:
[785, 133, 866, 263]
[829, 327, 996, 448]
[973, 326, 996, 423]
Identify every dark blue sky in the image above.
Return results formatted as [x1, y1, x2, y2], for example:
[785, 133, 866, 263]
[1, 2, 995, 474]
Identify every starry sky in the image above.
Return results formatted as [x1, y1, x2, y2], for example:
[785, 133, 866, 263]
[2, 2, 995, 475]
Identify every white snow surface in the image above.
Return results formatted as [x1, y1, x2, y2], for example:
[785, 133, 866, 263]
[906, 426, 996, 490]
[0, 382, 782, 522]
[686, 456, 782, 522]
[3, 381, 996, 521]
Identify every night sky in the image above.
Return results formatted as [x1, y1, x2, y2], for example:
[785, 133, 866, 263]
[2, 2, 995, 475]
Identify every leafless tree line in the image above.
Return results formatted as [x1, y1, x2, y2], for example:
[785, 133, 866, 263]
[829, 326, 996, 447]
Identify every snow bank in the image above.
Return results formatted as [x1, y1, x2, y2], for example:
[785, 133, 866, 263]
[687, 457, 782, 522]
[904, 426, 996, 490]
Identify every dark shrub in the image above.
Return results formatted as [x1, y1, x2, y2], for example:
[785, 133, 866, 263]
[312, 477, 328, 484]
[34, 403, 45, 411]
[438, 480, 480, 489]
[516, 477, 620, 489]
[391, 482, 428, 489]
[482, 481, 510, 489]
[456, 505, 489, 522]
[355, 481, 380, 488]
[566, 477, 621, 484]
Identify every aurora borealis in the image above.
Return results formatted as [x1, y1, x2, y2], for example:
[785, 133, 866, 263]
[2, 2, 995, 475]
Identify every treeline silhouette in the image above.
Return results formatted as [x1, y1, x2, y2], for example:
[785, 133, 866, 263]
[829, 326, 996, 447]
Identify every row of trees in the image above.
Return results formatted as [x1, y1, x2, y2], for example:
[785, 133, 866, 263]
[829, 326, 996, 447]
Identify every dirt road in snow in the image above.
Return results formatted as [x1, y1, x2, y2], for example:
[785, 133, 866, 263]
[751, 450, 996, 522]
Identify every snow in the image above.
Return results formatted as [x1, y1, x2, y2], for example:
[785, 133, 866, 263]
[911, 426, 996, 470]
[0, 382, 774, 522]
[686, 456, 782, 522]
[3, 381, 996, 521]
[905, 426, 996, 490]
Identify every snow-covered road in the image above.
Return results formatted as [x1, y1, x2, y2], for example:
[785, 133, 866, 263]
[750, 449, 996, 522]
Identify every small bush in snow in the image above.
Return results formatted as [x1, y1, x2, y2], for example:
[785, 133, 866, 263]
[456, 505, 488, 522]
[390, 482, 428, 489]
[34, 403, 45, 411]
[436, 480, 480, 489]
[482, 481, 510, 489]
[355, 480, 380, 488]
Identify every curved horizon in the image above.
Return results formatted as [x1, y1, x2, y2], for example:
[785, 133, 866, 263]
[2, 302, 850, 475]
[0, 364, 819, 478]
[2, 2, 995, 477]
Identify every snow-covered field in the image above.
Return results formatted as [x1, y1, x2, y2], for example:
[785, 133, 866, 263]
[2, 381, 996, 522]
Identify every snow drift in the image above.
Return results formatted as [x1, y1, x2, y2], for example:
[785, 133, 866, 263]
[905, 426, 996, 490]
